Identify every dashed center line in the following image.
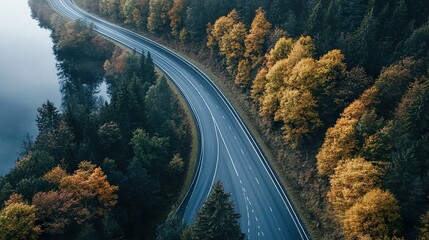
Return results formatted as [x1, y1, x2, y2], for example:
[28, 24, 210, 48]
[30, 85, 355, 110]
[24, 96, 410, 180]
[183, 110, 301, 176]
[269, 206, 273, 212]
[255, 177, 260, 185]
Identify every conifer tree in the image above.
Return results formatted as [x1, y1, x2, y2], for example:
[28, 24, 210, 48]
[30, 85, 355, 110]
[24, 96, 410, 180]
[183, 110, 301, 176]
[36, 100, 61, 133]
[191, 181, 244, 240]
[244, 8, 271, 69]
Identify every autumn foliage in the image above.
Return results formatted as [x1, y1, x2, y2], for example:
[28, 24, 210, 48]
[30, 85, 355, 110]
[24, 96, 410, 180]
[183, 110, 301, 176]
[24, 0, 429, 239]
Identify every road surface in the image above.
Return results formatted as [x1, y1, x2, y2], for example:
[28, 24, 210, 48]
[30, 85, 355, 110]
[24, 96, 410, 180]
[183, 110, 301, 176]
[48, 1, 310, 239]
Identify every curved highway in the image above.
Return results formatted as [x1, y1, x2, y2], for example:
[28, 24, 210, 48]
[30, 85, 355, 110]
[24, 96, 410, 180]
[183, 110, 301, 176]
[47, 1, 310, 239]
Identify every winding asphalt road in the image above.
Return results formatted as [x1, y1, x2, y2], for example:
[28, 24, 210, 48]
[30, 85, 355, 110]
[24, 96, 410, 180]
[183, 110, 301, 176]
[47, 1, 310, 239]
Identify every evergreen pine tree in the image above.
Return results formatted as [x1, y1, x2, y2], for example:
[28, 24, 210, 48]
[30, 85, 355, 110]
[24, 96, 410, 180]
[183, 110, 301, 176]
[191, 181, 244, 240]
[144, 52, 158, 85]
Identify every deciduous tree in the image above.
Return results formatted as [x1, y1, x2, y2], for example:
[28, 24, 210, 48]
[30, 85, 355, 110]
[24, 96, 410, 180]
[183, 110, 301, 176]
[342, 189, 402, 239]
[219, 22, 247, 77]
[147, 0, 172, 33]
[169, 0, 188, 37]
[419, 210, 429, 240]
[235, 58, 252, 86]
[244, 8, 271, 69]
[317, 88, 378, 176]
[328, 158, 382, 217]
[276, 89, 321, 147]
[0, 202, 41, 240]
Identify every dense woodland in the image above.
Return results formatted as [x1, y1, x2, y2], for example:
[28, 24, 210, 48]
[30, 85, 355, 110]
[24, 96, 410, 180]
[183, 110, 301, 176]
[1, 0, 428, 239]
[0, 0, 208, 239]
[68, 0, 429, 239]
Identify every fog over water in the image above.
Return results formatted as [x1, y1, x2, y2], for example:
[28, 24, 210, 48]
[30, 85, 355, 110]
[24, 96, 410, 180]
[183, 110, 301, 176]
[0, 0, 61, 175]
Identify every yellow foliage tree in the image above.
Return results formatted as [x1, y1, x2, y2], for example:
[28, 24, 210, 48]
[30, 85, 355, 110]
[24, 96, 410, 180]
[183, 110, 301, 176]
[209, 9, 240, 50]
[275, 89, 322, 147]
[259, 40, 346, 147]
[250, 37, 293, 103]
[286, 57, 318, 91]
[0, 202, 41, 240]
[259, 58, 289, 117]
[44, 166, 68, 184]
[99, 0, 119, 18]
[60, 161, 119, 212]
[419, 210, 429, 240]
[244, 8, 272, 69]
[328, 158, 382, 218]
[317, 87, 378, 176]
[316, 116, 359, 176]
[235, 58, 252, 86]
[286, 36, 316, 67]
[315, 49, 346, 89]
[219, 22, 247, 77]
[147, 0, 172, 33]
[168, 0, 186, 38]
[206, 22, 215, 49]
[250, 67, 268, 103]
[259, 36, 315, 118]
[104, 47, 131, 76]
[267, 37, 294, 68]
[342, 188, 402, 240]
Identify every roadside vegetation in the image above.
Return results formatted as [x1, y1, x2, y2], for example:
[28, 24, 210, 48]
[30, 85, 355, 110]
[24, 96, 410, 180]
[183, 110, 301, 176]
[69, 0, 429, 239]
[0, 1, 204, 239]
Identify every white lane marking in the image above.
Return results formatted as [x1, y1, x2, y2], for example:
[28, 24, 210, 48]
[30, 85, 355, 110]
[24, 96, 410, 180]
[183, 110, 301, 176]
[228, 125, 232, 130]
[242, 190, 251, 239]
[239, 179, 242, 184]
[258, 225, 260, 229]
[214, 121, 238, 177]
[249, 165, 252, 171]
[216, 105, 219, 109]
[240, 148, 245, 155]
[234, 135, 237, 140]
[198, 52, 310, 239]
[54, 2, 309, 238]
[269, 206, 273, 212]
[247, 197, 252, 206]
[279, 227, 282, 231]
[207, 118, 220, 199]
[262, 232, 264, 237]
[255, 217, 258, 222]
[222, 115, 225, 120]
[56, 2, 220, 209]
[255, 177, 260, 185]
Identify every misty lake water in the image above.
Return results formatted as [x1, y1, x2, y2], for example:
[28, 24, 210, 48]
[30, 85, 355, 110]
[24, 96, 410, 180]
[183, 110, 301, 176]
[0, 0, 61, 175]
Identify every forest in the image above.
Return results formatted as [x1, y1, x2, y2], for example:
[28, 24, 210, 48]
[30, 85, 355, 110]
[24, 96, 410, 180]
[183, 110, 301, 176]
[0, 0, 247, 239]
[67, 0, 429, 239]
[1, 0, 428, 239]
